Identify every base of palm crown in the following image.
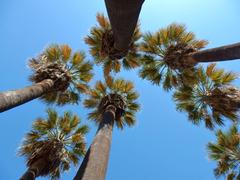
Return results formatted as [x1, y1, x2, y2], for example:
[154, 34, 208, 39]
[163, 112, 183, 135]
[101, 30, 129, 60]
[98, 93, 127, 119]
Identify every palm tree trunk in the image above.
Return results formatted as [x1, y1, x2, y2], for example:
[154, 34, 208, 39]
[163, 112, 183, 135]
[20, 168, 37, 180]
[105, 0, 144, 51]
[20, 159, 47, 180]
[74, 105, 116, 180]
[0, 79, 54, 113]
[188, 42, 240, 63]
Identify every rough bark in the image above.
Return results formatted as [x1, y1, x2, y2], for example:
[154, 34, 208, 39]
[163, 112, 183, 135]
[74, 105, 116, 180]
[0, 79, 54, 113]
[187, 42, 240, 63]
[104, 0, 144, 51]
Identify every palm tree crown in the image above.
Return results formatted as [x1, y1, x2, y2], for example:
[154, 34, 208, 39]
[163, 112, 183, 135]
[85, 13, 141, 78]
[173, 63, 239, 129]
[29, 44, 93, 105]
[18, 109, 89, 179]
[208, 126, 240, 179]
[139, 23, 208, 90]
[84, 77, 140, 129]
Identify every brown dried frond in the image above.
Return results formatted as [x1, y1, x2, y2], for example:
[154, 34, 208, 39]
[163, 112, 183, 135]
[101, 30, 131, 60]
[100, 30, 115, 58]
[205, 86, 240, 113]
[98, 94, 127, 121]
[164, 43, 197, 71]
[30, 61, 71, 91]
[27, 139, 64, 176]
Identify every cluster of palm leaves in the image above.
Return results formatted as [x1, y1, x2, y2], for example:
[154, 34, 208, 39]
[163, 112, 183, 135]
[1, 12, 240, 180]
[84, 77, 140, 129]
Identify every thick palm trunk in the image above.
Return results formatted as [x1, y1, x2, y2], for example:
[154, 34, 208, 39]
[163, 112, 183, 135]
[105, 0, 144, 51]
[74, 105, 116, 180]
[188, 42, 240, 63]
[0, 79, 54, 113]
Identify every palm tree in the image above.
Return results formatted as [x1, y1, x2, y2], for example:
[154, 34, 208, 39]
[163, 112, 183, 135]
[207, 125, 240, 180]
[104, 0, 144, 55]
[74, 77, 140, 180]
[173, 63, 240, 129]
[18, 109, 89, 180]
[139, 23, 208, 90]
[0, 44, 93, 113]
[85, 13, 141, 78]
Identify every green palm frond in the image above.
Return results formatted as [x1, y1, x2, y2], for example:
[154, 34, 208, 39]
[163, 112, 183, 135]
[207, 125, 240, 179]
[85, 13, 141, 78]
[18, 109, 88, 179]
[173, 63, 239, 129]
[84, 77, 140, 129]
[139, 23, 208, 91]
[28, 44, 93, 105]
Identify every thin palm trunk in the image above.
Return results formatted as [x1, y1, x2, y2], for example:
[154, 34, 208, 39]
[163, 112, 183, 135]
[74, 105, 116, 180]
[188, 42, 240, 63]
[0, 79, 54, 113]
[104, 0, 144, 51]
[20, 159, 47, 180]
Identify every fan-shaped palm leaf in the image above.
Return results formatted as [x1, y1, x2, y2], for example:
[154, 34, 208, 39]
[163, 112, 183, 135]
[173, 63, 239, 129]
[18, 109, 88, 180]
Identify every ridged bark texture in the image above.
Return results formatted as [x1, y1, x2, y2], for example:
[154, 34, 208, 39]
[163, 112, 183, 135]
[105, 0, 144, 51]
[20, 168, 37, 180]
[188, 42, 240, 63]
[0, 79, 54, 113]
[74, 105, 116, 180]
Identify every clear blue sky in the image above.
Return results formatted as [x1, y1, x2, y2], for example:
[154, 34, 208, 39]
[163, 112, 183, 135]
[0, 0, 240, 179]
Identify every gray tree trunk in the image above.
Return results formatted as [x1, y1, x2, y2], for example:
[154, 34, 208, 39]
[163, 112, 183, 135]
[105, 0, 144, 51]
[74, 105, 116, 180]
[188, 42, 240, 63]
[0, 79, 54, 113]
